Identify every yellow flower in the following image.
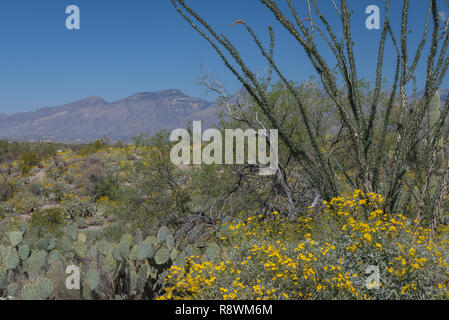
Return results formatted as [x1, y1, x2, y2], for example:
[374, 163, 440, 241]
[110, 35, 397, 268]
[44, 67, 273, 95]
[363, 233, 372, 242]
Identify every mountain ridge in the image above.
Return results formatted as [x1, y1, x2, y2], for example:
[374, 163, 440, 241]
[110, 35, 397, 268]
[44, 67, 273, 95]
[0, 89, 218, 143]
[0, 87, 447, 143]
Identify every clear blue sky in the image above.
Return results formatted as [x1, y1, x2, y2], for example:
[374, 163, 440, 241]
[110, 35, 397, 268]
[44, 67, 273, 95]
[0, 0, 447, 114]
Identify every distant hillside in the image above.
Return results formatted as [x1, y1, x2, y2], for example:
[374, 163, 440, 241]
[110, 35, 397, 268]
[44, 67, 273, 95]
[0, 87, 446, 143]
[0, 90, 221, 142]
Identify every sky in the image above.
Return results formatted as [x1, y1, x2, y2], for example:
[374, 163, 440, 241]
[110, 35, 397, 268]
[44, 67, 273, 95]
[0, 0, 448, 114]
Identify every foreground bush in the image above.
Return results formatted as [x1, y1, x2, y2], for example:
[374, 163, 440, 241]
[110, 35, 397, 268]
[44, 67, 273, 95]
[159, 191, 449, 300]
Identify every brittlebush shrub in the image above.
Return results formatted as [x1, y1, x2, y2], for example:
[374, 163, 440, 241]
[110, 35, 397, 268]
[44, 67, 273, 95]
[159, 190, 449, 300]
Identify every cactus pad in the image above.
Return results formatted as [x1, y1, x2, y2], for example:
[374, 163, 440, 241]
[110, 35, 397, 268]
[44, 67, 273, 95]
[21, 283, 39, 300]
[154, 246, 170, 265]
[85, 270, 100, 291]
[8, 231, 23, 247]
[157, 226, 169, 244]
[36, 278, 54, 299]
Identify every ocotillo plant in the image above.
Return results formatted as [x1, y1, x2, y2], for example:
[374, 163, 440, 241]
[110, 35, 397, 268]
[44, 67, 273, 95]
[423, 91, 446, 226]
[172, 0, 449, 226]
[428, 92, 443, 197]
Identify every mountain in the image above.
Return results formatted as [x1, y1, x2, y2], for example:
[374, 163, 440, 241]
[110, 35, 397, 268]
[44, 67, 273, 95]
[0, 89, 221, 142]
[1, 86, 445, 143]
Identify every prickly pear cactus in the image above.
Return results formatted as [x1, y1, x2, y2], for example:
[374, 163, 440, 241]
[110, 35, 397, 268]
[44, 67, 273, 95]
[0, 219, 184, 300]
[6, 249, 20, 270]
[18, 245, 30, 261]
[205, 242, 221, 261]
[61, 237, 74, 253]
[36, 278, 54, 299]
[67, 224, 78, 242]
[119, 240, 131, 259]
[157, 226, 169, 244]
[21, 283, 40, 300]
[25, 250, 47, 280]
[137, 242, 152, 261]
[8, 231, 23, 247]
[37, 239, 48, 251]
[97, 240, 113, 256]
[135, 228, 142, 244]
[112, 246, 123, 262]
[102, 253, 117, 274]
[8, 283, 19, 297]
[154, 247, 170, 266]
[85, 270, 100, 291]
[166, 234, 174, 251]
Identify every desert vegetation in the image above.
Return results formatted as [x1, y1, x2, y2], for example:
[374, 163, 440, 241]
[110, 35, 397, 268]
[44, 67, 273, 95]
[2, 0, 449, 300]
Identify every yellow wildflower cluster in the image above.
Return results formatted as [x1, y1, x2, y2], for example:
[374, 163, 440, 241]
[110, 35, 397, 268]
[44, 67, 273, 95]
[159, 191, 449, 300]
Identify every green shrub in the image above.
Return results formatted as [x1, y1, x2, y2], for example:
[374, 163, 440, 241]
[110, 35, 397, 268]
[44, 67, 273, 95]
[0, 180, 15, 201]
[92, 174, 121, 201]
[49, 180, 67, 203]
[20, 151, 40, 175]
[63, 195, 96, 219]
[29, 183, 47, 197]
[29, 207, 66, 236]
[79, 138, 109, 156]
